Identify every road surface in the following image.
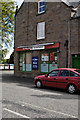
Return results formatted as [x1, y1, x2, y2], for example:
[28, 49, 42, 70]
[1, 71, 80, 119]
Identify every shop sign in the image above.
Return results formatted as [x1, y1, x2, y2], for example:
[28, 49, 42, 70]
[45, 42, 59, 49]
[31, 46, 45, 50]
[16, 42, 59, 51]
[23, 48, 30, 50]
[32, 57, 38, 70]
[16, 47, 30, 51]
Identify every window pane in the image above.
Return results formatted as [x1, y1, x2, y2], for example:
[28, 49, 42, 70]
[70, 71, 78, 77]
[49, 52, 57, 71]
[42, 6, 45, 11]
[74, 70, 80, 73]
[41, 53, 49, 73]
[49, 70, 59, 77]
[40, 2, 42, 6]
[40, 1, 45, 6]
[38, 1, 45, 14]
[42, 1, 45, 5]
[37, 22, 45, 39]
[59, 70, 69, 76]
[39, 8, 42, 13]
[19, 53, 23, 71]
[22, 53, 26, 71]
[26, 53, 31, 72]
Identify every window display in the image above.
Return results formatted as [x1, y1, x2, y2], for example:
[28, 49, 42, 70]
[49, 52, 57, 71]
[19, 53, 23, 71]
[19, 52, 31, 72]
[41, 53, 49, 73]
[40, 52, 58, 73]
[26, 53, 31, 72]
[23, 53, 26, 71]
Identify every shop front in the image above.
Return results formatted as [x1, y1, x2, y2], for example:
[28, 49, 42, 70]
[16, 42, 60, 76]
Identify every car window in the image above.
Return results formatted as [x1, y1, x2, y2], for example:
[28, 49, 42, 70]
[74, 70, 80, 73]
[70, 71, 79, 77]
[48, 70, 59, 77]
[59, 70, 69, 76]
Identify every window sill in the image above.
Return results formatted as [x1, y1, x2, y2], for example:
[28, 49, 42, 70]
[36, 11, 46, 16]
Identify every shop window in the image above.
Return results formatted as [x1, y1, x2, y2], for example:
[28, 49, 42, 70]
[49, 52, 58, 71]
[41, 53, 49, 73]
[26, 53, 31, 72]
[40, 52, 58, 73]
[38, 0, 45, 14]
[37, 22, 45, 40]
[23, 53, 26, 71]
[19, 52, 31, 72]
[19, 53, 23, 71]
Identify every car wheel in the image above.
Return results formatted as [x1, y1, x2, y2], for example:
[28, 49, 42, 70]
[36, 80, 42, 88]
[68, 84, 76, 94]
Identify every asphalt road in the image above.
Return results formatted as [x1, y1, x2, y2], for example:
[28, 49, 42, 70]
[1, 71, 80, 119]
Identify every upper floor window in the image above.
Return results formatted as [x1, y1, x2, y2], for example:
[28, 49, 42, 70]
[38, 0, 45, 14]
[37, 22, 45, 40]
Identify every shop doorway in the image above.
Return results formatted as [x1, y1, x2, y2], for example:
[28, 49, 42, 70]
[72, 54, 80, 69]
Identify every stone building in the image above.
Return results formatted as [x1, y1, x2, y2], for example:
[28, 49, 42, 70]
[14, 1, 80, 77]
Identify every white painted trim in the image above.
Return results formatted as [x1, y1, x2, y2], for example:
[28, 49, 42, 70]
[17, 42, 54, 48]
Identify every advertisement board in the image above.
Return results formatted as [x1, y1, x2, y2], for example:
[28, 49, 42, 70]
[32, 57, 38, 70]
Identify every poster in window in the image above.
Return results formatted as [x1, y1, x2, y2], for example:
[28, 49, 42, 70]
[41, 62, 48, 73]
[50, 53, 54, 61]
[32, 57, 38, 70]
[55, 56, 57, 64]
[49, 63, 57, 71]
[41, 53, 49, 61]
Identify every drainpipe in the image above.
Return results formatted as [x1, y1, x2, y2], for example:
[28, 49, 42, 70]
[68, 8, 77, 68]
[68, 20, 71, 68]
[27, 2, 29, 42]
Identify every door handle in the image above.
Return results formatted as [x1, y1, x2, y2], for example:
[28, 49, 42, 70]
[66, 78, 68, 80]
[54, 78, 58, 80]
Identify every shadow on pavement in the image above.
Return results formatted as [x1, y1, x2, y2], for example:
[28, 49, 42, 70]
[2, 70, 34, 85]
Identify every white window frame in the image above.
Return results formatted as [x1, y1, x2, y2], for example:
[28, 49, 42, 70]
[37, 22, 45, 40]
[38, 0, 45, 14]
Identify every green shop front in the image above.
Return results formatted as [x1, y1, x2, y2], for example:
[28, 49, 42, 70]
[16, 42, 60, 76]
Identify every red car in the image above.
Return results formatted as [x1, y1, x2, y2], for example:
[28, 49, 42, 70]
[34, 68, 80, 94]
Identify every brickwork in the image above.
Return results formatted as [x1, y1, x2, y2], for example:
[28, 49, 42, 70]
[14, 2, 80, 77]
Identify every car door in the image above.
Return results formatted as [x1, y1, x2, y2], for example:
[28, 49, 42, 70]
[57, 70, 69, 89]
[45, 70, 59, 87]
[69, 71, 80, 85]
